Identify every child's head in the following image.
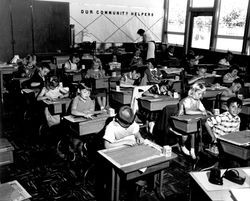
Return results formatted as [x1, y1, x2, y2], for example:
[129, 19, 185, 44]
[78, 83, 91, 100]
[112, 55, 117, 62]
[188, 82, 206, 100]
[197, 66, 207, 76]
[47, 75, 59, 89]
[70, 53, 80, 64]
[225, 51, 233, 62]
[115, 106, 135, 128]
[92, 57, 102, 70]
[37, 62, 51, 77]
[135, 49, 141, 57]
[187, 54, 196, 67]
[159, 80, 173, 94]
[146, 58, 156, 69]
[226, 97, 242, 117]
[229, 64, 239, 76]
[231, 78, 243, 93]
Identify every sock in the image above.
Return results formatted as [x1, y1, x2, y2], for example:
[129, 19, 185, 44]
[190, 148, 196, 159]
[181, 146, 190, 155]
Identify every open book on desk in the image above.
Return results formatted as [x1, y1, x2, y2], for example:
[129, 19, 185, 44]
[64, 111, 108, 123]
[0, 180, 31, 201]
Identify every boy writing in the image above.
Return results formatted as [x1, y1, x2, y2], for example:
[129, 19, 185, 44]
[103, 106, 144, 148]
[205, 97, 242, 154]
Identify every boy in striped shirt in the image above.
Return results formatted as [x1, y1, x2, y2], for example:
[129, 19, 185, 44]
[205, 97, 242, 154]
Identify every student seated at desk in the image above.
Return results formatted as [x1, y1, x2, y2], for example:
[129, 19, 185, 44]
[64, 53, 80, 73]
[188, 65, 216, 85]
[129, 49, 143, 68]
[26, 62, 51, 89]
[144, 58, 162, 84]
[37, 75, 69, 127]
[103, 106, 144, 149]
[140, 80, 174, 134]
[218, 51, 233, 67]
[178, 83, 211, 159]
[205, 97, 242, 155]
[71, 83, 95, 119]
[223, 64, 240, 84]
[16, 54, 37, 78]
[109, 54, 121, 70]
[120, 67, 146, 87]
[221, 78, 243, 98]
[85, 57, 106, 110]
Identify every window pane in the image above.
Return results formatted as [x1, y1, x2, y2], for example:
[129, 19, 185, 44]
[191, 16, 212, 49]
[168, 34, 184, 45]
[218, 0, 248, 36]
[167, 0, 187, 33]
[216, 38, 243, 52]
[192, 0, 214, 7]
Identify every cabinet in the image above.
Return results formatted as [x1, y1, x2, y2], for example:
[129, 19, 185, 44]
[0, 0, 70, 62]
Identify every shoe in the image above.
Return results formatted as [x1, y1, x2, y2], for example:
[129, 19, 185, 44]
[181, 146, 190, 156]
[206, 144, 219, 156]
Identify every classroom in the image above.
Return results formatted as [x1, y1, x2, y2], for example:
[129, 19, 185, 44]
[1, 0, 250, 201]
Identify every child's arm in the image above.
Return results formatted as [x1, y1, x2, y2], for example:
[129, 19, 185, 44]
[205, 120, 216, 142]
[134, 132, 144, 144]
[71, 97, 93, 119]
[104, 139, 136, 149]
[37, 87, 50, 101]
[188, 75, 203, 85]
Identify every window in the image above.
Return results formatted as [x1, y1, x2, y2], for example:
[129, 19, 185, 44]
[216, 0, 249, 52]
[192, 0, 215, 8]
[167, 0, 187, 45]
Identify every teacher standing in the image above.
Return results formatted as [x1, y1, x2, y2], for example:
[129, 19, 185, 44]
[137, 29, 155, 61]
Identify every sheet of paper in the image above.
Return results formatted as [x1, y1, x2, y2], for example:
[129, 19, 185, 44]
[230, 189, 250, 201]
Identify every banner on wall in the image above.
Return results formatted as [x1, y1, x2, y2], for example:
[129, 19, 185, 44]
[70, 3, 164, 43]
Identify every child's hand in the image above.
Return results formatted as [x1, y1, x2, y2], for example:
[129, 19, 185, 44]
[124, 139, 137, 146]
[153, 94, 159, 98]
[202, 111, 207, 116]
[136, 137, 144, 145]
[84, 114, 93, 119]
[206, 110, 213, 116]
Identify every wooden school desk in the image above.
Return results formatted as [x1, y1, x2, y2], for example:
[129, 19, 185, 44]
[63, 112, 110, 136]
[110, 88, 133, 105]
[64, 72, 82, 82]
[0, 64, 18, 103]
[98, 143, 177, 201]
[189, 167, 250, 201]
[171, 114, 206, 134]
[217, 130, 250, 165]
[42, 98, 71, 115]
[139, 96, 179, 111]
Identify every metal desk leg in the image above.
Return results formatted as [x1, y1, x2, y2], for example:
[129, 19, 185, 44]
[115, 173, 120, 201]
[111, 168, 115, 201]
[159, 170, 165, 200]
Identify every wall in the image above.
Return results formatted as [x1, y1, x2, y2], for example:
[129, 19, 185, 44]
[39, 0, 165, 43]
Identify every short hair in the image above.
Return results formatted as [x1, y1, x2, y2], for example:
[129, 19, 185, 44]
[78, 82, 91, 91]
[233, 78, 243, 87]
[227, 97, 242, 108]
[37, 62, 51, 70]
[146, 58, 156, 67]
[229, 64, 239, 72]
[188, 82, 206, 97]
[137, 29, 145, 35]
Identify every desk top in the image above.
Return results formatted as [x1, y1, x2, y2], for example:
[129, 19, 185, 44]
[217, 130, 250, 146]
[171, 114, 206, 122]
[190, 168, 250, 201]
[64, 112, 109, 123]
[139, 96, 178, 103]
[43, 98, 71, 105]
[98, 142, 177, 173]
